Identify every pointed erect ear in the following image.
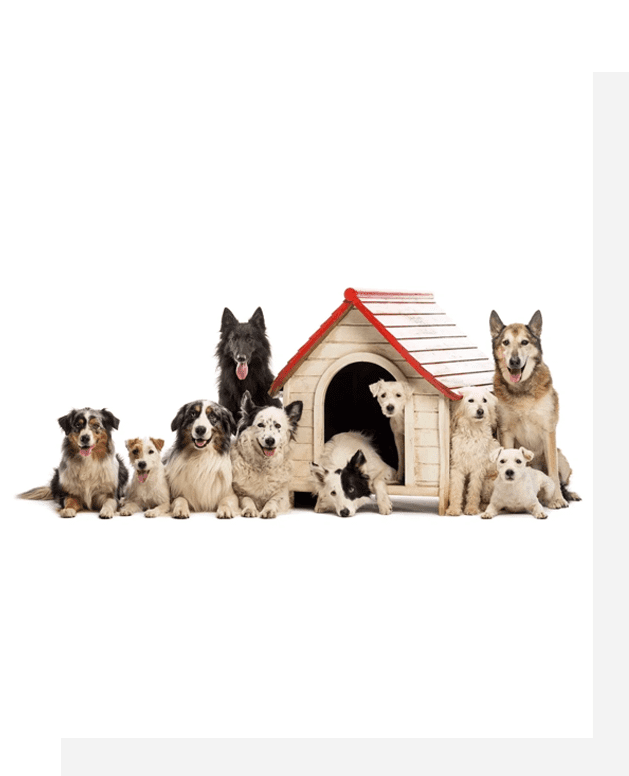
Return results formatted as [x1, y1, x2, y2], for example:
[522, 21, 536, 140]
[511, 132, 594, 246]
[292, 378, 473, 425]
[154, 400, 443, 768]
[58, 411, 74, 434]
[249, 307, 266, 330]
[100, 409, 120, 430]
[221, 307, 238, 331]
[369, 381, 382, 397]
[520, 447, 535, 462]
[285, 400, 303, 429]
[348, 449, 367, 470]
[489, 310, 504, 339]
[527, 310, 543, 338]
[151, 438, 165, 452]
[490, 447, 503, 463]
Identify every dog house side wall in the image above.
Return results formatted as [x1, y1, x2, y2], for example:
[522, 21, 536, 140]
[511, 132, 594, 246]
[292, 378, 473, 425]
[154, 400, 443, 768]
[282, 309, 446, 497]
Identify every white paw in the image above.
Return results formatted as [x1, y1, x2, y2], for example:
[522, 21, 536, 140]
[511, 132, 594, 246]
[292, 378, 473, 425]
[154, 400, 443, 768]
[59, 508, 76, 518]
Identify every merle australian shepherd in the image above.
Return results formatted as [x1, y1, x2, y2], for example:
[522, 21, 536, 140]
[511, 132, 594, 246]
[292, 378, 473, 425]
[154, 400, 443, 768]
[19, 408, 128, 519]
[216, 307, 282, 419]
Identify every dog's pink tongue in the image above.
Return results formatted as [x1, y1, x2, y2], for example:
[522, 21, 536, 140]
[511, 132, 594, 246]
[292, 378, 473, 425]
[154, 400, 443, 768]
[510, 373, 522, 383]
[264, 448, 276, 457]
[80, 446, 94, 457]
[236, 363, 248, 380]
[138, 472, 149, 483]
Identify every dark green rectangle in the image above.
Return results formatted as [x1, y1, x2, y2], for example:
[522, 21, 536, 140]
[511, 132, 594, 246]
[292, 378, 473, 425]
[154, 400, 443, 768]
[0, 738, 61, 776]
[593, 0, 629, 73]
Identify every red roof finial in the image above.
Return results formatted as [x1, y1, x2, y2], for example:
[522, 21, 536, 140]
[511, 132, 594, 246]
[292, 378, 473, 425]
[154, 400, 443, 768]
[344, 287, 357, 302]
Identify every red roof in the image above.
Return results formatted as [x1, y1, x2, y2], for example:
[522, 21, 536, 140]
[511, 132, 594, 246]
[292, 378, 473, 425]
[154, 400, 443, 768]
[270, 288, 494, 401]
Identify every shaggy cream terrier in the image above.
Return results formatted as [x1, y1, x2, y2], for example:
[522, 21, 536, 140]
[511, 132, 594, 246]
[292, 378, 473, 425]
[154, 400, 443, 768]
[480, 447, 555, 520]
[446, 386, 500, 515]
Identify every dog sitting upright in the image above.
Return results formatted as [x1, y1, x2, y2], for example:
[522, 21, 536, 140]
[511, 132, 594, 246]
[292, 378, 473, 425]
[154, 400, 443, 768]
[231, 391, 303, 519]
[369, 379, 412, 482]
[490, 310, 580, 509]
[216, 306, 282, 419]
[147, 400, 239, 519]
[120, 437, 169, 516]
[19, 408, 128, 518]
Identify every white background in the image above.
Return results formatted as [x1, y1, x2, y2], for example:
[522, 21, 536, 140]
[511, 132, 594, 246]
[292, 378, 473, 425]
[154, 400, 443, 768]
[0, 0, 608, 772]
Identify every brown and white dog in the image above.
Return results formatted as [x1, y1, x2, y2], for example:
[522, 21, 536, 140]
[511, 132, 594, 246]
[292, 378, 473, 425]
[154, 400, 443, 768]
[120, 437, 169, 516]
[231, 390, 303, 518]
[489, 310, 580, 509]
[18, 408, 128, 518]
[147, 400, 239, 519]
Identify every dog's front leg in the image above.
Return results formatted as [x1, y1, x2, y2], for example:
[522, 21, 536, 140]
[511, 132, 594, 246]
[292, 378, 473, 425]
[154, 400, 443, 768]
[145, 501, 172, 518]
[59, 496, 82, 518]
[543, 431, 568, 509]
[240, 496, 259, 518]
[394, 432, 405, 483]
[97, 496, 117, 519]
[119, 500, 141, 516]
[171, 496, 191, 519]
[446, 469, 465, 515]
[464, 471, 484, 515]
[372, 477, 393, 515]
[216, 490, 239, 519]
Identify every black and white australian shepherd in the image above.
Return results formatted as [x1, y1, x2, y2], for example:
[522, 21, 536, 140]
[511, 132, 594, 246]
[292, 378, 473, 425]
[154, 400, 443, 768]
[119, 437, 170, 516]
[310, 431, 396, 517]
[231, 391, 303, 519]
[19, 408, 128, 519]
[216, 306, 282, 420]
[147, 400, 239, 519]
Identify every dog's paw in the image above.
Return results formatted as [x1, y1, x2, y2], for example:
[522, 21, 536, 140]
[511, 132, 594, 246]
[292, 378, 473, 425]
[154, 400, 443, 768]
[446, 507, 461, 516]
[533, 510, 548, 519]
[241, 505, 259, 518]
[378, 499, 393, 515]
[547, 495, 569, 509]
[216, 504, 237, 519]
[480, 511, 493, 519]
[144, 509, 157, 518]
[463, 505, 481, 516]
[98, 511, 114, 519]
[171, 506, 190, 519]
[59, 508, 76, 518]
[260, 505, 278, 519]
[118, 506, 134, 516]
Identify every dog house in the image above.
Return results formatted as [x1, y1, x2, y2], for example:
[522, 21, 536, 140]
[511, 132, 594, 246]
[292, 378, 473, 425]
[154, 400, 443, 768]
[269, 288, 493, 514]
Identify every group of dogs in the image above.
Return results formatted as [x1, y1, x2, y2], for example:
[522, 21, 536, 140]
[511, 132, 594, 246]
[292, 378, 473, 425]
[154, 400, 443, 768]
[19, 306, 580, 521]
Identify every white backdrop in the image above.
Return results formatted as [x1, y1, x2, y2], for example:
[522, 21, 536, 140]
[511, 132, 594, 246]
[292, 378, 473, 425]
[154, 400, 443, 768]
[0, 1, 594, 769]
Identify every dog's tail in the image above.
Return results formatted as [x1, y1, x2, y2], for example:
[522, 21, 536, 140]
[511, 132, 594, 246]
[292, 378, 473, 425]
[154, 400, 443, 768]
[18, 486, 54, 501]
[560, 483, 582, 502]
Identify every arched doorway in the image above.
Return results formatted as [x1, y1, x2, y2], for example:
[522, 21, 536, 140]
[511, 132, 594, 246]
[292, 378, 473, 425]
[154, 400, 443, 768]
[314, 353, 410, 476]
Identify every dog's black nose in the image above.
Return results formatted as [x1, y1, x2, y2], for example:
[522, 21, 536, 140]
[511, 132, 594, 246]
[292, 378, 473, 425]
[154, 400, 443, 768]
[265, 437, 275, 448]
[509, 356, 521, 368]
[80, 434, 91, 445]
[505, 469, 514, 479]
[340, 508, 350, 517]
[236, 355, 247, 363]
[476, 408, 484, 418]
[386, 404, 395, 414]
[138, 460, 147, 470]
[195, 425, 207, 436]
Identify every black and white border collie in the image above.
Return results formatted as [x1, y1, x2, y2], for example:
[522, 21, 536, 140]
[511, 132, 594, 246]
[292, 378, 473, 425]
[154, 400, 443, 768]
[310, 431, 396, 517]
[19, 408, 128, 519]
[148, 400, 239, 519]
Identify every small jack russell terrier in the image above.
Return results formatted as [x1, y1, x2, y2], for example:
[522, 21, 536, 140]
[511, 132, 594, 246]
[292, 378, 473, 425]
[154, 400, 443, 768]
[480, 447, 555, 520]
[120, 437, 170, 516]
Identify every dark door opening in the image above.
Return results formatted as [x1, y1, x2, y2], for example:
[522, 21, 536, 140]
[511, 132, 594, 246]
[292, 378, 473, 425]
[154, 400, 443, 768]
[324, 361, 399, 471]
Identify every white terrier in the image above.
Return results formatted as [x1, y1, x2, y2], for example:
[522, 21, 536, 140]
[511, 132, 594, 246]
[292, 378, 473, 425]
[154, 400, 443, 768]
[480, 447, 555, 520]
[369, 379, 412, 482]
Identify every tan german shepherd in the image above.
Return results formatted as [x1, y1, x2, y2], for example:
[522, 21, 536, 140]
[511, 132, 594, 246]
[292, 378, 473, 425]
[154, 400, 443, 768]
[489, 310, 580, 509]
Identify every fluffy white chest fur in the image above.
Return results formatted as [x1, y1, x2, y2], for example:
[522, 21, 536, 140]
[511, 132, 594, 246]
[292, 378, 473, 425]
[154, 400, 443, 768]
[166, 448, 233, 512]
[231, 433, 292, 510]
[59, 455, 118, 510]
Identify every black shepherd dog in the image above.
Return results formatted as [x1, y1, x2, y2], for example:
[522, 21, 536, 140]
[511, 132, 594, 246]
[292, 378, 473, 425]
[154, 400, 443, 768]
[216, 307, 282, 419]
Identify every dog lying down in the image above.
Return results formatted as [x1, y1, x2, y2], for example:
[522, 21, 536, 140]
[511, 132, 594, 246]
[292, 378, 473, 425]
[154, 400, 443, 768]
[310, 431, 396, 517]
[480, 447, 555, 520]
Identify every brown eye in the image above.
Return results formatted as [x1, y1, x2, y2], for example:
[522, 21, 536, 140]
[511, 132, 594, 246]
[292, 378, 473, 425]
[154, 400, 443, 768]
[330, 490, 337, 496]
[132, 448, 139, 456]
[148, 450, 154, 455]
[521, 339, 528, 345]
[516, 459, 522, 464]
[500, 459, 506, 464]
[503, 339, 509, 346]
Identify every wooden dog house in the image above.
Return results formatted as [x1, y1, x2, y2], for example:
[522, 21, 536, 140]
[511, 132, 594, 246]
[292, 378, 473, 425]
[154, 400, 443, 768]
[269, 288, 493, 515]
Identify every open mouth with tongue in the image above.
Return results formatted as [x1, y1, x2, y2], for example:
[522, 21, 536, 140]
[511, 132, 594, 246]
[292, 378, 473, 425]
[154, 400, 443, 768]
[508, 366, 524, 383]
[259, 443, 277, 458]
[236, 361, 249, 380]
[193, 438, 210, 449]
[79, 445, 94, 457]
[137, 470, 150, 483]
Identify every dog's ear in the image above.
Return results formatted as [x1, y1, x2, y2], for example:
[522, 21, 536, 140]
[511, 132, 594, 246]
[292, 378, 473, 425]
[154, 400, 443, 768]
[249, 307, 266, 330]
[213, 404, 236, 436]
[489, 310, 504, 339]
[221, 307, 238, 331]
[402, 382, 413, 401]
[235, 391, 256, 434]
[527, 310, 543, 338]
[58, 411, 75, 434]
[285, 400, 303, 433]
[151, 438, 165, 452]
[125, 438, 140, 452]
[348, 449, 367, 471]
[100, 409, 120, 431]
[484, 391, 498, 433]
[310, 461, 327, 483]
[520, 447, 535, 463]
[369, 381, 382, 398]
[490, 446, 503, 463]
[171, 403, 189, 432]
